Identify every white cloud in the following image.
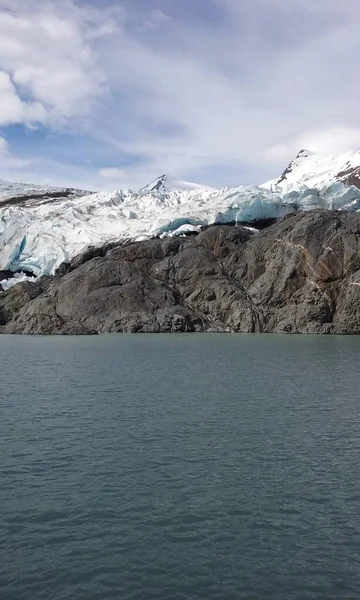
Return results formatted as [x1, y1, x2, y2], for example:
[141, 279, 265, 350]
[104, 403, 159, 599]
[0, 0, 360, 189]
[0, 136, 8, 154]
[264, 144, 290, 163]
[0, 0, 109, 127]
[265, 128, 360, 163]
[135, 8, 171, 33]
[89, 0, 360, 186]
[299, 128, 360, 154]
[0, 70, 46, 126]
[0, 135, 30, 170]
[98, 168, 127, 180]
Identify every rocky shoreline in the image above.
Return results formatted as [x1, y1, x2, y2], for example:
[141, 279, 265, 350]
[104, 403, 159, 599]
[1, 209, 360, 335]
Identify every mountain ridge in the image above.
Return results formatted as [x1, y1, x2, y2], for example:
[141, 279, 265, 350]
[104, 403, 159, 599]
[0, 180, 93, 208]
[139, 174, 217, 195]
[2, 147, 360, 204]
[262, 149, 360, 191]
[2, 149, 360, 288]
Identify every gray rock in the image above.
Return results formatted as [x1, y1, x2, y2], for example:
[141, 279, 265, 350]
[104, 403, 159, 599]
[2, 211, 360, 334]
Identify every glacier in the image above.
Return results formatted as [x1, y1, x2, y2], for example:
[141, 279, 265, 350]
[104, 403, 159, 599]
[2, 174, 360, 289]
[263, 149, 360, 192]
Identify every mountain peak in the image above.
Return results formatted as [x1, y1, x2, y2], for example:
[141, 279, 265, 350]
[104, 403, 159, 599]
[263, 149, 360, 191]
[296, 148, 312, 159]
[139, 174, 168, 194]
[139, 175, 218, 195]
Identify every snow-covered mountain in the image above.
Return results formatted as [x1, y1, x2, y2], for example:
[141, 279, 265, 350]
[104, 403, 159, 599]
[262, 149, 360, 191]
[0, 180, 92, 207]
[139, 174, 217, 195]
[2, 153, 360, 289]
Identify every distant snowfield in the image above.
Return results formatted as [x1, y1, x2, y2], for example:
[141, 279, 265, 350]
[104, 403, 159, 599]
[263, 149, 360, 191]
[1, 152, 360, 288]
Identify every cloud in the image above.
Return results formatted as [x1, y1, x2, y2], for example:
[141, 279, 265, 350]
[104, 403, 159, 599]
[134, 8, 171, 33]
[265, 128, 360, 162]
[0, 0, 360, 189]
[87, 0, 360, 186]
[300, 128, 360, 154]
[0, 135, 30, 170]
[0, 0, 108, 127]
[0, 70, 46, 126]
[99, 167, 127, 180]
[0, 135, 8, 154]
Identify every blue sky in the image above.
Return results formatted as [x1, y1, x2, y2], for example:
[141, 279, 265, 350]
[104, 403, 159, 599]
[0, 0, 359, 190]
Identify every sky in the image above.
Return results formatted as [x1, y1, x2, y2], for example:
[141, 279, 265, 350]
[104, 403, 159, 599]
[0, 0, 360, 191]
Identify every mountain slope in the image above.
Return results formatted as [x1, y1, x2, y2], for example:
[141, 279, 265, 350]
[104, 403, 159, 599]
[0, 180, 93, 208]
[262, 149, 360, 191]
[2, 180, 360, 287]
[2, 154, 360, 288]
[2, 211, 360, 335]
[139, 174, 217, 195]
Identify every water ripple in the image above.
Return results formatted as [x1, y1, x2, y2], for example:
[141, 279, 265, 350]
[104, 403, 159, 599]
[1, 334, 360, 599]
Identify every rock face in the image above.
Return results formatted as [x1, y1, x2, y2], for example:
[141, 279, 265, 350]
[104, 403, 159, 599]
[2, 210, 360, 334]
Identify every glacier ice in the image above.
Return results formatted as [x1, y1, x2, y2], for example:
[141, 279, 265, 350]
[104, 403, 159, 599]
[0, 271, 32, 291]
[1, 178, 360, 288]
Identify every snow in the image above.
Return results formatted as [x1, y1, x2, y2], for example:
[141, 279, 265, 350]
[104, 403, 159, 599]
[262, 149, 360, 192]
[0, 179, 59, 201]
[139, 174, 218, 195]
[0, 272, 32, 290]
[1, 164, 360, 288]
[0, 180, 91, 204]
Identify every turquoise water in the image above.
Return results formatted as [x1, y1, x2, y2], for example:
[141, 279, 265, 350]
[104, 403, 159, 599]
[1, 334, 360, 600]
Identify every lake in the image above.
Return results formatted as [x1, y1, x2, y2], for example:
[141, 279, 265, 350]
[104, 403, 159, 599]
[1, 334, 360, 600]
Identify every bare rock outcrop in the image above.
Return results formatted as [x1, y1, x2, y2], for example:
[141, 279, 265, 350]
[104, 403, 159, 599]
[2, 210, 360, 334]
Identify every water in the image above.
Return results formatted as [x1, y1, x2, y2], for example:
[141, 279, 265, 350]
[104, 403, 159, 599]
[1, 335, 360, 600]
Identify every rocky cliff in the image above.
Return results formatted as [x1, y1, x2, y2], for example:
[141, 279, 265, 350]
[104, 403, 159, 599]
[1, 209, 360, 334]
